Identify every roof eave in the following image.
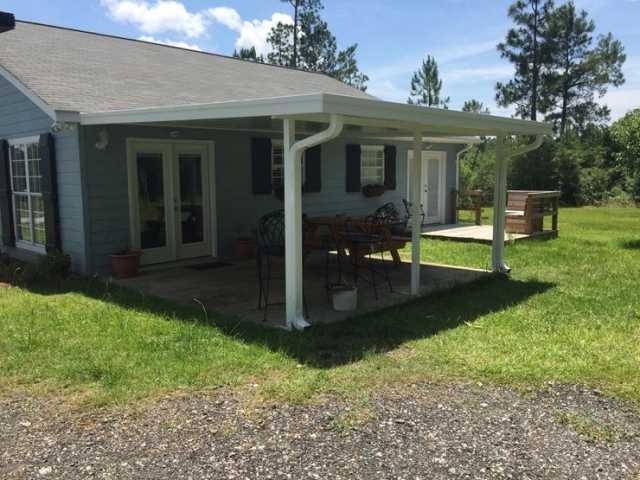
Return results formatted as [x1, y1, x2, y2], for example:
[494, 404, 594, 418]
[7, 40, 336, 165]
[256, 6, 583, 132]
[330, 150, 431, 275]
[79, 92, 552, 137]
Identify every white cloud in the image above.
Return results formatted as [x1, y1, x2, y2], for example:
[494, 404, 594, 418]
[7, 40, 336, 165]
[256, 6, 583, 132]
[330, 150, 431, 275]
[442, 65, 514, 85]
[207, 8, 292, 56]
[101, 0, 209, 38]
[138, 35, 202, 51]
[208, 6, 242, 30]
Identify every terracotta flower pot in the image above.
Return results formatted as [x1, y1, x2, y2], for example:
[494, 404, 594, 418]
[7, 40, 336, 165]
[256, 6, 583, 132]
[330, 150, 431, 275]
[233, 238, 256, 260]
[109, 250, 142, 278]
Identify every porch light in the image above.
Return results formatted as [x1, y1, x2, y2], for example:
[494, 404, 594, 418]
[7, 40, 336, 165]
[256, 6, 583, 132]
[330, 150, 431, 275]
[95, 127, 109, 151]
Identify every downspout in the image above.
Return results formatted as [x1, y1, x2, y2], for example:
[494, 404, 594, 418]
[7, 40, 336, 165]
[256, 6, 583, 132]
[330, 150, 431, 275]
[455, 143, 474, 190]
[491, 134, 544, 274]
[284, 114, 344, 331]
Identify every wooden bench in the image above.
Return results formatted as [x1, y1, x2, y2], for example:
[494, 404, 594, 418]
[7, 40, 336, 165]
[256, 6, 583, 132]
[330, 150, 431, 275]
[505, 190, 560, 236]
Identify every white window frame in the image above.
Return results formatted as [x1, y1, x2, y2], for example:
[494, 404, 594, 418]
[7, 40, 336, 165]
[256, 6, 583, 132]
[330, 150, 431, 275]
[271, 140, 305, 191]
[360, 145, 385, 186]
[7, 136, 46, 253]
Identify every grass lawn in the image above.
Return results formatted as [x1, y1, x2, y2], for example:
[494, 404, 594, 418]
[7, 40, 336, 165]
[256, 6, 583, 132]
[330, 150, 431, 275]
[0, 206, 638, 408]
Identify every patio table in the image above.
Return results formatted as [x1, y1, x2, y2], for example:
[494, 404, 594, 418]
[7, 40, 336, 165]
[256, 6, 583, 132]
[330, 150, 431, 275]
[305, 216, 406, 266]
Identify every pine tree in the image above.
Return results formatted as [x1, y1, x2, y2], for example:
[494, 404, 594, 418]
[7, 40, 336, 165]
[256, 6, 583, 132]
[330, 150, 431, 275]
[407, 56, 450, 108]
[266, 0, 368, 90]
[543, 2, 625, 134]
[232, 46, 265, 63]
[495, 0, 555, 121]
[462, 99, 490, 114]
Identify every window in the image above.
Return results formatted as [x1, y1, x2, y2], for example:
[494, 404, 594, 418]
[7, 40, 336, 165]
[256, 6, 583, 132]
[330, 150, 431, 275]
[360, 145, 385, 185]
[252, 138, 321, 195]
[271, 140, 285, 189]
[271, 140, 304, 190]
[8, 136, 46, 252]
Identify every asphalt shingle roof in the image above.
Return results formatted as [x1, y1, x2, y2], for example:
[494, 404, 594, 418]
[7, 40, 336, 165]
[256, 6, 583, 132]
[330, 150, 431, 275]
[0, 21, 375, 114]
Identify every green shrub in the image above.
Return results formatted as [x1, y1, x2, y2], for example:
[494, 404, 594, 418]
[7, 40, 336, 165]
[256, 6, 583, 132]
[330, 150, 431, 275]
[10, 251, 72, 287]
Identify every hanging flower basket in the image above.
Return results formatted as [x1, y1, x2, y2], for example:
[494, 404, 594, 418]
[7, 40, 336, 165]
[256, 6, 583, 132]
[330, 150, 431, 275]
[362, 184, 386, 198]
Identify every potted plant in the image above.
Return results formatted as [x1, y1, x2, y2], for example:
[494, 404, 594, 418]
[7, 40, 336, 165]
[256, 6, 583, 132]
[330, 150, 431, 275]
[331, 279, 358, 311]
[233, 224, 257, 260]
[362, 184, 386, 198]
[109, 245, 142, 278]
[233, 237, 257, 260]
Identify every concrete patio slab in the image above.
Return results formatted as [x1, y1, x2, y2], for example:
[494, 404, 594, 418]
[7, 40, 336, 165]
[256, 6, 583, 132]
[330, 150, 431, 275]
[111, 251, 488, 329]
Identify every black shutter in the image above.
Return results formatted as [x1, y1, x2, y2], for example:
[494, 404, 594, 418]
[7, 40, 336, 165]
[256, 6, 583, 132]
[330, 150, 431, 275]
[346, 144, 361, 192]
[251, 137, 272, 195]
[304, 144, 321, 192]
[40, 133, 61, 253]
[384, 145, 397, 190]
[0, 140, 14, 247]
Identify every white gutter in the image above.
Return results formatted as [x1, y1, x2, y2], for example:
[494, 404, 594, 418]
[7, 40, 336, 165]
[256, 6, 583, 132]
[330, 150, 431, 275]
[491, 134, 544, 274]
[410, 129, 423, 294]
[455, 143, 475, 190]
[284, 114, 344, 331]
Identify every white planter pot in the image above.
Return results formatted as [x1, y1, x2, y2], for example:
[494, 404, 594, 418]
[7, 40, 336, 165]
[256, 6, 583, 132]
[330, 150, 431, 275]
[332, 287, 358, 311]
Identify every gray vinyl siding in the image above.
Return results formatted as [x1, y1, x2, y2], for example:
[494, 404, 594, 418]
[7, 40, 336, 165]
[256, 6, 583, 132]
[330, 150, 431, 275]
[83, 122, 461, 273]
[0, 76, 87, 273]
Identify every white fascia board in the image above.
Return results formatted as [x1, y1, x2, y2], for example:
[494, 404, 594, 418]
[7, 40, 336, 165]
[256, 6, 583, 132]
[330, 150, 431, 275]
[320, 94, 553, 137]
[0, 64, 57, 121]
[78, 92, 552, 138]
[79, 94, 327, 125]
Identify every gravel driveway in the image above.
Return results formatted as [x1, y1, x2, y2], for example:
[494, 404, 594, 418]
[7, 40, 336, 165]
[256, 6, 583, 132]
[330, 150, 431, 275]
[1, 383, 638, 479]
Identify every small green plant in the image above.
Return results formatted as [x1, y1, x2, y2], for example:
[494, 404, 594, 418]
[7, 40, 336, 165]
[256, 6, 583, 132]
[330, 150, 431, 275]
[554, 412, 624, 442]
[333, 277, 357, 291]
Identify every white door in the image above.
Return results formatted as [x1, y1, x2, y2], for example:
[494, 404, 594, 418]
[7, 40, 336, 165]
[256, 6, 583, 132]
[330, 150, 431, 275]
[128, 140, 214, 265]
[407, 150, 446, 224]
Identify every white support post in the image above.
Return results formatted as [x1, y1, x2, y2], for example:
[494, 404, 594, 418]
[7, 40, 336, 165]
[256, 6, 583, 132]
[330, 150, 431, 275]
[283, 118, 308, 330]
[491, 135, 508, 273]
[491, 134, 544, 273]
[410, 129, 423, 294]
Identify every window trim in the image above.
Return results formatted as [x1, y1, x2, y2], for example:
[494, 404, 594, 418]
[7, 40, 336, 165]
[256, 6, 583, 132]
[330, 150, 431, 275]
[7, 136, 46, 253]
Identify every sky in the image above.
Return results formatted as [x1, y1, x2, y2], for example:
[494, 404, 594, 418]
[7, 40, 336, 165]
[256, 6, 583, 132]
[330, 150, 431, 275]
[5, 0, 640, 122]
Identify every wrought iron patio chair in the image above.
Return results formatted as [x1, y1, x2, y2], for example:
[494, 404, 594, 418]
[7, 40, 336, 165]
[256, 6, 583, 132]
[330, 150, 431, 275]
[402, 198, 425, 227]
[338, 214, 393, 300]
[254, 209, 309, 321]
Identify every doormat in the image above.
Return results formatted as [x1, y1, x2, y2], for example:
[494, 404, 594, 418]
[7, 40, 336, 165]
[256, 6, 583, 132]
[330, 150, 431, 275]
[186, 261, 234, 271]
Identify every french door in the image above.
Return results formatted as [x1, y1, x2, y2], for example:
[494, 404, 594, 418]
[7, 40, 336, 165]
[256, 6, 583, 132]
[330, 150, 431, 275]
[127, 140, 214, 265]
[407, 150, 446, 224]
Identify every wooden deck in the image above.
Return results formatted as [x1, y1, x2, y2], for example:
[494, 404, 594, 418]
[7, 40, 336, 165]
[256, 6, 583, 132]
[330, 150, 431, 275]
[420, 224, 558, 244]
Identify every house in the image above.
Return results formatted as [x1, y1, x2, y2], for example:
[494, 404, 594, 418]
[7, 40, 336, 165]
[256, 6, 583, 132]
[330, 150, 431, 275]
[0, 17, 552, 329]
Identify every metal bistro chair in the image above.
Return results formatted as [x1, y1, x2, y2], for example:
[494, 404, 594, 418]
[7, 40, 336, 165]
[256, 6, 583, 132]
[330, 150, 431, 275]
[339, 214, 393, 300]
[402, 198, 425, 228]
[254, 209, 309, 322]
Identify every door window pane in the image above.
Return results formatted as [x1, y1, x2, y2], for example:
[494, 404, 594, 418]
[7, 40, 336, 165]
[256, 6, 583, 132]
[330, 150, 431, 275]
[137, 153, 167, 249]
[427, 158, 439, 217]
[178, 154, 204, 245]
